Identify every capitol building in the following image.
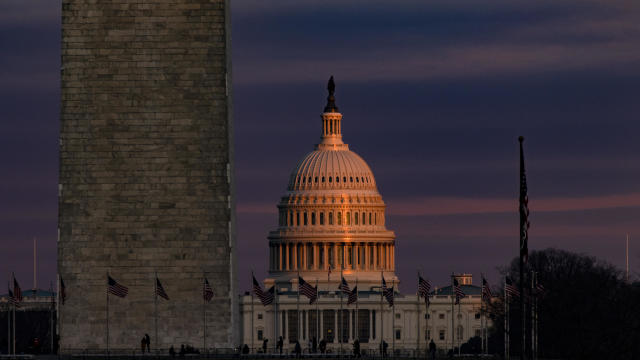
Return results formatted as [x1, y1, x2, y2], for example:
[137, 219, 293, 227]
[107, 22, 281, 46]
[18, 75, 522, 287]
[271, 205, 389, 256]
[239, 78, 487, 355]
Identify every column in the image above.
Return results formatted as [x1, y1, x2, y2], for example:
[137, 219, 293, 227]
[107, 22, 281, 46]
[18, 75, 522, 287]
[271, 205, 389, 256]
[279, 244, 283, 270]
[314, 243, 319, 270]
[324, 243, 329, 270]
[364, 243, 369, 270]
[373, 243, 377, 270]
[285, 243, 290, 271]
[334, 244, 339, 271]
[391, 245, 395, 270]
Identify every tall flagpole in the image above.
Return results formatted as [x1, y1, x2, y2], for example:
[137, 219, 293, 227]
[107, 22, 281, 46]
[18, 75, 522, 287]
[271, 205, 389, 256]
[504, 277, 509, 360]
[519, 136, 529, 360]
[315, 279, 319, 350]
[274, 286, 278, 353]
[450, 273, 454, 356]
[391, 279, 395, 355]
[530, 272, 535, 360]
[203, 274, 206, 354]
[416, 271, 420, 356]
[155, 272, 158, 353]
[297, 270, 300, 345]
[50, 281, 54, 354]
[7, 281, 10, 356]
[106, 272, 109, 356]
[340, 268, 343, 354]
[355, 277, 359, 344]
[251, 271, 255, 353]
[380, 271, 383, 356]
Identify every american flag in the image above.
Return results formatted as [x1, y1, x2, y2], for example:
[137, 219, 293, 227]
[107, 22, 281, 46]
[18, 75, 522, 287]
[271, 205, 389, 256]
[382, 277, 394, 307]
[60, 277, 66, 305]
[347, 286, 358, 305]
[519, 137, 530, 264]
[252, 276, 274, 306]
[203, 277, 214, 302]
[453, 278, 465, 304]
[298, 276, 317, 304]
[339, 276, 351, 294]
[505, 277, 520, 298]
[156, 278, 169, 300]
[107, 276, 128, 298]
[418, 276, 431, 299]
[13, 276, 23, 303]
[482, 277, 492, 301]
[7, 285, 19, 308]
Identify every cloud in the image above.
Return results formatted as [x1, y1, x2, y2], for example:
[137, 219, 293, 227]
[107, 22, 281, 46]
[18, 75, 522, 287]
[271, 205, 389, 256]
[0, 0, 60, 26]
[387, 193, 640, 216]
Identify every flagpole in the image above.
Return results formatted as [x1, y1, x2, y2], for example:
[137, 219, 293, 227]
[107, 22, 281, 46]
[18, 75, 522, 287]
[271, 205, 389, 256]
[416, 271, 420, 357]
[203, 275, 206, 354]
[251, 271, 255, 353]
[481, 273, 485, 355]
[298, 271, 304, 347]
[340, 268, 343, 355]
[391, 279, 395, 355]
[106, 272, 109, 356]
[355, 277, 359, 345]
[380, 271, 383, 357]
[519, 136, 528, 360]
[315, 279, 318, 352]
[504, 277, 509, 360]
[450, 273, 454, 356]
[530, 271, 535, 360]
[50, 280, 54, 354]
[274, 286, 278, 353]
[425, 283, 429, 356]
[7, 280, 10, 356]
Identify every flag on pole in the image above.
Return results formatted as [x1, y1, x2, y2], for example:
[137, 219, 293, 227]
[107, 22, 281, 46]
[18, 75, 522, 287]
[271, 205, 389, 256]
[107, 276, 128, 298]
[328, 265, 332, 278]
[482, 277, 492, 301]
[347, 286, 358, 305]
[298, 276, 317, 304]
[519, 137, 530, 264]
[453, 278, 465, 304]
[60, 276, 66, 305]
[203, 277, 214, 302]
[13, 275, 23, 303]
[382, 277, 394, 307]
[418, 276, 431, 299]
[535, 282, 545, 298]
[7, 285, 19, 308]
[252, 276, 274, 306]
[339, 276, 351, 294]
[505, 277, 520, 298]
[156, 277, 169, 300]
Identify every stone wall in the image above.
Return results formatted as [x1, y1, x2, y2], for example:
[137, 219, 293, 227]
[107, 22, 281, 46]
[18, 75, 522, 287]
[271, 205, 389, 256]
[58, 0, 236, 351]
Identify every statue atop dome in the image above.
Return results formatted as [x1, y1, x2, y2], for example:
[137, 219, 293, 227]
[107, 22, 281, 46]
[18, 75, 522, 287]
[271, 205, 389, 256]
[324, 75, 339, 113]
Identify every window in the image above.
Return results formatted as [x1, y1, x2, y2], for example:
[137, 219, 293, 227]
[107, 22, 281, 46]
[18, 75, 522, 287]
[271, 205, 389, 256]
[336, 176, 339, 183]
[475, 313, 481, 319]
[356, 177, 359, 183]
[362, 212, 366, 225]
[457, 314, 462, 320]
[439, 313, 445, 320]
[439, 330, 445, 341]
[395, 313, 401, 319]
[257, 313, 263, 320]
[346, 212, 351, 225]
[329, 212, 333, 225]
[338, 212, 342, 225]
[457, 325, 464, 340]
[320, 212, 324, 225]
[424, 314, 430, 319]
[296, 212, 300, 226]
[289, 212, 293, 226]
[308, 176, 312, 183]
[426, 329, 431, 340]
[257, 329, 263, 341]
[395, 329, 401, 340]
[329, 176, 332, 183]
[314, 177, 318, 183]
[375, 213, 377, 225]
[311, 212, 316, 225]
[372, 310, 376, 339]
[350, 177, 353, 182]
[322, 176, 325, 183]
[369, 212, 372, 225]
[355, 212, 359, 225]
[343, 176, 347, 183]
[304, 212, 308, 225]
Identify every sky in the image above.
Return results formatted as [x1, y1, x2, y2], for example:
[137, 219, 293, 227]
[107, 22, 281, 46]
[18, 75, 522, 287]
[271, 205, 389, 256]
[1, 0, 640, 293]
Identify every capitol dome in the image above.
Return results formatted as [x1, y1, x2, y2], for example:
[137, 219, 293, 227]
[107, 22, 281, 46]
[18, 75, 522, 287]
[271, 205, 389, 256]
[266, 77, 397, 289]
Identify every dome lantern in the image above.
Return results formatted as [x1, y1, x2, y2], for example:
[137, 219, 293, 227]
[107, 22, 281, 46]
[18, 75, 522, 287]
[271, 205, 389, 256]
[320, 76, 344, 148]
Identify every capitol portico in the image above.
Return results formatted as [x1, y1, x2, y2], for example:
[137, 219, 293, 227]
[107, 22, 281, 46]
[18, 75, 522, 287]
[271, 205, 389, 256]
[240, 78, 488, 355]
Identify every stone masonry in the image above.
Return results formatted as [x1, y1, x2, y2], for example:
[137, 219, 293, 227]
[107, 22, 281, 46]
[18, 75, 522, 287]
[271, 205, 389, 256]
[58, 0, 236, 352]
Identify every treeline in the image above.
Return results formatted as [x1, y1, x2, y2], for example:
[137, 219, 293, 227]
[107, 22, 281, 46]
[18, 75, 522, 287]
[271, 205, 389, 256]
[0, 310, 57, 354]
[486, 248, 640, 360]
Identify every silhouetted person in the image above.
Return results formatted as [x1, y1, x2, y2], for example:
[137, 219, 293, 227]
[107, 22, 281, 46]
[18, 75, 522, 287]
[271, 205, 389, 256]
[169, 345, 176, 358]
[179, 344, 185, 357]
[312, 337, 317, 353]
[242, 344, 250, 354]
[382, 340, 388, 357]
[141, 337, 147, 354]
[294, 341, 301, 358]
[263, 339, 268, 353]
[319, 339, 326, 354]
[145, 334, 151, 353]
[429, 339, 436, 360]
[277, 336, 283, 354]
[353, 339, 361, 358]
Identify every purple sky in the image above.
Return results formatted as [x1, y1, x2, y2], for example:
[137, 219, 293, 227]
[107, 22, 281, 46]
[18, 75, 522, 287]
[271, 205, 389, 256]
[1, 0, 640, 293]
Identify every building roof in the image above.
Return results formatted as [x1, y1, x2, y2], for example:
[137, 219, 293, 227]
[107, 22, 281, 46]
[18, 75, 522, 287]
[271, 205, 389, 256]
[0, 288, 56, 298]
[432, 284, 481, 296]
